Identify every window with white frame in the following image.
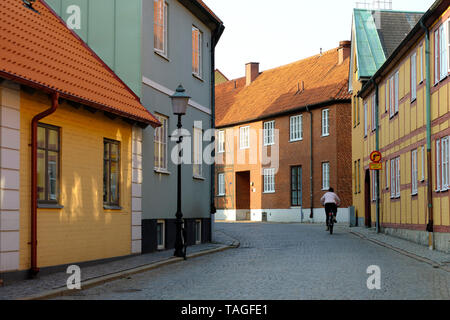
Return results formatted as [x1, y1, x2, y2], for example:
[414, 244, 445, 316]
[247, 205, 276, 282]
[217, 130, 225, 153]
[321, 109, 329, 136]
[389, 76, 394, 117]
[436, 136, 450, 191]
[434, 23, 448, 84]
[192, 26, 202, 78]
[240, 126, 250, 149]
[421, 146, 425, 181]
[411, 149, 418, 195]
[263, 168, 275, 193]
[419, 44, 424, 83]
[371, 94, 376, 131]
[154, 114, 168, 171]
[263, 121, 275, 146]
[218, 173, 225, 196]
[385, 160, 389, 190]
[411, 52, 417, 101]
[371, 171, 377, 201]
[322, 162, 330, 190]
[193, 126, 203, 177]
[154, 0, 168, 56]
[390, 157, 400, 198]
[385, 80, 388, 113]
[290, 115, 303, 141]
[435, 28, 440, 85]
[156, 220, 165, 250]
[394, 71, 399, 114]
[364, 101, 368, 137]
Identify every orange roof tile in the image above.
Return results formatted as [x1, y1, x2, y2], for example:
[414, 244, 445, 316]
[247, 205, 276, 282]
[0, 0, 160, 127]
[215, 49, 351, 128]
[194, 0, 223, 24]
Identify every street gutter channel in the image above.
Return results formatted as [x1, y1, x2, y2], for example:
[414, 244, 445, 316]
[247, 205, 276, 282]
[19, 242, 240, 301]
[350, 231, 450, 273]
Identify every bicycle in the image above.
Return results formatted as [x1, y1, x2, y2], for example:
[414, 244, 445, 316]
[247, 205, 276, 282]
[327, 212, 335, 235]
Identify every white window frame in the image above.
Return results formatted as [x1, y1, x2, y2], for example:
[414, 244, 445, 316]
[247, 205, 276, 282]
[154, 0, 168, 57]
[239, 126, 250, 149]
[439, 23, 448, 81]
[411, 149, 418, 195]
[390, 157, 400, 199]
[371, 94, 376, 131]
[192, 26, 203, 78]
[217, 130, 225, 153]
[436, 139, 441, 191]
[193, 126, 203, 178]
[195, 219, 202, 244]
[157, 220, 165, 250]
[437, 136, 450, 191]
[371, 171, 377, 201]
[321, 109, 329, 137]
[421, 146, 425, 182]
[322, 162, 330, 190]
[263, 168, 275, 193]
[390, 158, 396, 198]
[290, 115, 303, 141]
[263, 121, 275, 146]
[394, 71, 399, 114]
[389, 76, 394, 117]
[218, 173, 225, 196]
[419, 44, 424, 83]
[385, 160, 389, 190]
[411, 52, 417, 102]
[364, 101, 368, 137]
[385, 80, 388, 113]
[435, 28, 440, 85]
[154, 114, 169, 172]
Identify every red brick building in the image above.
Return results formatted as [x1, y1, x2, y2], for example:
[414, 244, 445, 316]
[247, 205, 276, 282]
[215, 42, 352, 223]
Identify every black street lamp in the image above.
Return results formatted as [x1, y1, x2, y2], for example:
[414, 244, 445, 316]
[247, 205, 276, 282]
[171, 85, 190, 258]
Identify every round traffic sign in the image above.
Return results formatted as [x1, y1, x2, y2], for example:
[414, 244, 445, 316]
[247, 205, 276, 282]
[370, 151, 382, 163]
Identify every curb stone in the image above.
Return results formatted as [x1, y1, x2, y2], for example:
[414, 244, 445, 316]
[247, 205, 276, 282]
[350, 231, 450, 273]
[19, 244, 238, 300]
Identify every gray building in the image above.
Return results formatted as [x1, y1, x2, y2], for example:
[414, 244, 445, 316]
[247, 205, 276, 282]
[46, 0, 224, 253]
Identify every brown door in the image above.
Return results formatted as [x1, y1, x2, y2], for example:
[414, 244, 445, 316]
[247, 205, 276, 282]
[235, 171, 250, 210]
[364, 169, 372, 228]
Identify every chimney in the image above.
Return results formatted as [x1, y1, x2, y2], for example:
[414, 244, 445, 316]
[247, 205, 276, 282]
[338, 41, 351, 65]
[245, 62, 259, 86]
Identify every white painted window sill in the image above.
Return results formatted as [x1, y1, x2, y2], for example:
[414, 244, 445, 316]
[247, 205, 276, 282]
[193, 175, 205, 181]
[154, 51, 170, 62]
[154, 169, 171, 175]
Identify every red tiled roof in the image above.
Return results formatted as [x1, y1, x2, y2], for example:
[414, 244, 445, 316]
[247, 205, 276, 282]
[195, 0, 223, 24]
[215, 49, 351, 128]
[0, 0, 160, 127]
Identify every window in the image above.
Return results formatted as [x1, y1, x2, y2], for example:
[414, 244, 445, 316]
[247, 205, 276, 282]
[435, 28, 439, 85]
[157, 220, 165, 250]
[385, 160, 389, 190]
[192, 26, 202, 78]
[353, 97, 357, 127]
[154, 114, 168, 171]
[371, 171, 377, 201]
[195, 220, 202, 244]
[436, 136, 450, 191]
[322, 162, 330, 190]
[357, 159, 361, 193]
[290, 115, 303, 141]
[217, 130, 225, 153]
[411, 52, 417, 101]
[394, 71, 399, 114]
[263, 121, 275, 146]
[193, 126, 203, 178]
[389, 76, 393, 117]
[385, 81, 388, 113]
[37, 124, 60, 203]
[411, 149, 418, 195]
[419, 44, 424, 83]
[240, 126, 250, 149]
[104, 139, 121, 207]
[354, 161, 358, 194]
[218, 173, 225, 196]
[434, 24, 448, 84]
[390, 157, 400, 198]
[291, 166, 302, 206]
[371, 94, 376, 131]
[263, 168, 275, 193]
[321, 109, 329, 136]
[154, 0, 168, 56]
[421, 146, 425, 182]
[364, 101, 368, 137]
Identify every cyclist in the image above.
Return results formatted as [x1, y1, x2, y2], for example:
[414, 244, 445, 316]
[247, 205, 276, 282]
[320, 187, 341, 231]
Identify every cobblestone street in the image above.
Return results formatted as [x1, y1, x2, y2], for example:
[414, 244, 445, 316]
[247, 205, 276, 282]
[54, 222, 450, 300]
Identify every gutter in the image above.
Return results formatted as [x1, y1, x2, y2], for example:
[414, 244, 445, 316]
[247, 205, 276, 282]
[371, 79, 381, 233]
[30, 92, 59, 277]
[420, 20, 434, 250]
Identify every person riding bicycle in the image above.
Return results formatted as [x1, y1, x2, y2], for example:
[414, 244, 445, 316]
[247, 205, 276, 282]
[320, 187, 341, 231]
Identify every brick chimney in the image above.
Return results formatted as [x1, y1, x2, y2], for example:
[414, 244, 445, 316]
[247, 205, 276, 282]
[245, 62, 259, 86]
[338, 41, 351, 65]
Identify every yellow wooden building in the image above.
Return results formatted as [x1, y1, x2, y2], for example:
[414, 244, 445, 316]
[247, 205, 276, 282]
[355, 0, 450, 252]
[0, 0, 159, 280]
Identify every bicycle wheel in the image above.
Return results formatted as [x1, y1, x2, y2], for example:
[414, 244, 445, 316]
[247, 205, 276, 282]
[329, 220, 334, 235]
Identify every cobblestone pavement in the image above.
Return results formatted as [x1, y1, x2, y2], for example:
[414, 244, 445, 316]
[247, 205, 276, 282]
[54, 222, 450, 300]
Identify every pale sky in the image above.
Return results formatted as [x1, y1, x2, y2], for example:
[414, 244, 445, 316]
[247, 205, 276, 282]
[204, 0, 436, 80]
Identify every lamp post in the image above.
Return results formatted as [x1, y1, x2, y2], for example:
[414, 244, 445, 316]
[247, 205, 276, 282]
[171, 85, 190, 258]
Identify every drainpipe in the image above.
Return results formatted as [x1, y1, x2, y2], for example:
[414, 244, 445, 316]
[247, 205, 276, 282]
[306, 106, 313, 219]
[30, 92, 59, 277]
[420, 20, 434, 250]
[371, 79, 380, 233]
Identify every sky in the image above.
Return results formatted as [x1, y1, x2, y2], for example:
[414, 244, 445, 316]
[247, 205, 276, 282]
[203, 0, 436, 80]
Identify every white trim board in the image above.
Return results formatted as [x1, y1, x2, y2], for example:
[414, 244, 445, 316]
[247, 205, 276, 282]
[142, 77, 211, 115]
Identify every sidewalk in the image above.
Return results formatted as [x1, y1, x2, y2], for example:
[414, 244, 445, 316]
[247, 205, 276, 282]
[0, 230, 238, 300]
[350, 226, 450, 272]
